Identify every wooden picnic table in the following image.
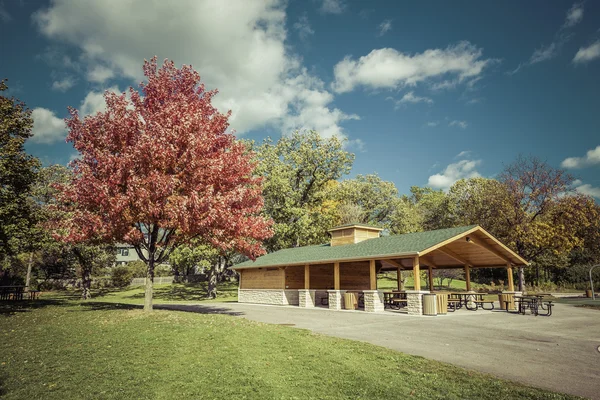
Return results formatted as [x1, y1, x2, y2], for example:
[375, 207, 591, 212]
[383, 291, 407, 309]
[514, 294, 554, 316]
[0, 286, 39, 301]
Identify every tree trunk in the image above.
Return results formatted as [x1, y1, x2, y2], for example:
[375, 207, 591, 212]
[144, 257, 155, 312]
[399, 271, 405, 290]
[207, 263, 218, 299]
[81, 267, 91, 300]
[25, 252, 33, 290]
[518, 267, 525, 292]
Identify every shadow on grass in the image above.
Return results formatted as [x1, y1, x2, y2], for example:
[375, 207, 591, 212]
[0, 298, 71, 318]
[124, 282, 237, 302]
[73, 301, 244, 316]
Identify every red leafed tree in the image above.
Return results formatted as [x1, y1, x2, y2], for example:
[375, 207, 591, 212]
[59, 58, 273, 311]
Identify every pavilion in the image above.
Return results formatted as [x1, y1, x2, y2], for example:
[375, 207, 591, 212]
[232, 224, 528, 315]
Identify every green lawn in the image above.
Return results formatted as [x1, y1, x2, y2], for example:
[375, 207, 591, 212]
[0, 298, 577, 400]
[555, 297, 600, 310]
[377, 273, 471, 291]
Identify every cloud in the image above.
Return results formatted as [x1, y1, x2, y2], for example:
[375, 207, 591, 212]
[397, 91, 433, 106]
[529, 42, 558, 64]
[564, 3, 584, 28]
[575, 184, 600, 199]
[33, 0, 355, 140]
[51, 76, 76, 92]
[320, 0, 345, 14]
[561, 145, 600, 169]
[0, 1, 11, 22]
[31, 108, 67, 144]
[573, 40, 600, 64]
[331, 41, 493, 93]
[427, 159, 482, 191]
[293, 14, 314, 41]
[455, 150, 472, 158]
[378, 20, 392, 36]
[449, 120, 468, 129]
[425, 121, 438, 127]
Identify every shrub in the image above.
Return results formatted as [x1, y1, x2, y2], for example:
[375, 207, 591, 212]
[111, 265, 134, 287]
[155, 264, 173, 277]
[128, 261, 147, 278]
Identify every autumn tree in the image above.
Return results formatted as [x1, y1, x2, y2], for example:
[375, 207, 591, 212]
[0, 80, 40, 261]
[58, 58, 272, 311]
[252, 130, 354, 251]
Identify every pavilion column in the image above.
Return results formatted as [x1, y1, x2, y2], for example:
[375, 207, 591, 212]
[364, 259, 384, 312]
[406, 256, 427, 316]
[369, 259, 377, 290]
[506, 263, 514, 292]
[298, 264, 315, 308]
[328, 262, 344, 310]
[397, 267, 403, 291]
[412, 256, 421, 291]
[428, 266, 434, 291]
[464, 265, 471, 292]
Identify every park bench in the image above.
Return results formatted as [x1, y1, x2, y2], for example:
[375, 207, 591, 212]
[447, 299, 461, 312]
[472, 299, 495, 310]
[389, 298, 407, 310]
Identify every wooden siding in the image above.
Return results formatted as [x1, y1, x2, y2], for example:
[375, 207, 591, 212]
[240, 268, 284, 289]
[340, 261, 370, 290]
[309, 263, 334, 289]
[330, 227, 381, 247]
[285, 266, 305, 289]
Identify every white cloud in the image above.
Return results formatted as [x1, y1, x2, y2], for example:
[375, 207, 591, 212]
[79, 86, 125, 116]
[397, 91, 433, 106]
[529, 42, 558, 64]
[320, 0, 345, 14]
[427, 159, 482, 191]
[449, 120, 468, 129]
[564, 3, 584, 28]
[573, 40, 600, 64]
[33, 0, 355, 140]
[51, 76, 76, 92]
[378, 20, 392, 36]
[575, 184, 600, 199]
[561, 145, 600, 169]
[31, 108, 67, 144]
[331, 41, 493, 93]
[425, 121, 438, 127]
[87, 65, 115, 83]
[455, 150, 472, 158]
[293, 14, 314, 41]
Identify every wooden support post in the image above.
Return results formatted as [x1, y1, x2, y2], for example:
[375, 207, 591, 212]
[506, 263, 514, 292]
[304, 264, 310, 289]
[397, 267, 402, 291]
[369, 260, 377, 290]
[413, 256, 421, 291]
[334, 262, 340, 290]
[238, 270, 243, 289]
[281, 267, 286, 289]
[465, 265, 471, 291]
[428, 266, 434, 291]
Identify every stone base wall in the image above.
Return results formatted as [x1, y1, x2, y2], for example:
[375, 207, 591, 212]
[363, 290, 384, 312]
[298, 289, 316, 308]
[238, 289, 300, 306]
[406, 290, 430, 316]
[327, 290, 346, 310]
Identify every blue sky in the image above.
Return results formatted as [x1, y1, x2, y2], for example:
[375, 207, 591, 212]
[1, 0, 599, 198]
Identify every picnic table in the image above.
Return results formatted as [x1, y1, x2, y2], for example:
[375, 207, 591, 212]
[447, 292, 494, 311]
[0, 286, 40, 301]
[383, 291, 407, 310]
[514, 294, 553, 316]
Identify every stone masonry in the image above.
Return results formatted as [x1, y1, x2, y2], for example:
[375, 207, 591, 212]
[327, 290, 346, 310]
[406, 290, 430, 316]
[238, 289, 299, 306]
[298, 289, 316, 308]
[363, 290, 384, 312]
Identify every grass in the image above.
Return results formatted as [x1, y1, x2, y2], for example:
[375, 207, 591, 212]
[555, 297, 600, 310]
[377, 273, 471, 291]
[0, 297, 578, 400]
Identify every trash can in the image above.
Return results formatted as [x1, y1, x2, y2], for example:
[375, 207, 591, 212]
[499, 293, 515, 311]
[423, 293, 437, 316]
[498, 294, 506, 310]
[344, 292, 357, 310]
[586, 289, 592, 298]
[435, 293, 448, 315]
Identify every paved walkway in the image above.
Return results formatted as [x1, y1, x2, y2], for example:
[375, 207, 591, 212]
[162, 302, 600, 399]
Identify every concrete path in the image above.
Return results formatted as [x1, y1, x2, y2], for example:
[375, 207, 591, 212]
[162, 302, 600, 399]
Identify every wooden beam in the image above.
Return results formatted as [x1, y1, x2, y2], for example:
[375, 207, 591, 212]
[304, 264, 310, 289]
[382, 259, 402, 268]
[334, 262, 340, 290]
[397, 267, 402, 291]
[506, 263, 514, 292]
[466, 236, 512, 264]
[428, 266, 434, 291]
[421, 255, 437, 268]
[369, 259, 377, 290]
[413, 256, 421, 291]
[477, 226, 529, 266]
[437, 246, 471, 266]
[464, 265, 471, 291]
[281, 267, 286, 289]
[418, 226, 480, 257]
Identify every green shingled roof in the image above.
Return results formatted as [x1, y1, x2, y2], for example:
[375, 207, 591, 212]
[233, 225, 478, 269]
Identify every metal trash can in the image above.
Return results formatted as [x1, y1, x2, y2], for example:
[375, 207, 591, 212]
[344, 292, 357, 310]
[423, 293, 437, 316]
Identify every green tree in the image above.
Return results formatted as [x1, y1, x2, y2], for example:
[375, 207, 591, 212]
[253, 130, 354, 251]
[0, 80, 40, 260]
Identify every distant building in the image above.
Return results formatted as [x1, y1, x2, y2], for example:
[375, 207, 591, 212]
[115, 244, 144, 266]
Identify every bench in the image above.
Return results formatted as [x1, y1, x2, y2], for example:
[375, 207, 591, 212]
[389, 298, 407, 310]
[28, 290, 41, 300]
[447, 299, 462, 312]
[537, 301, 554, 316]
[473, 300, 495, 310]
